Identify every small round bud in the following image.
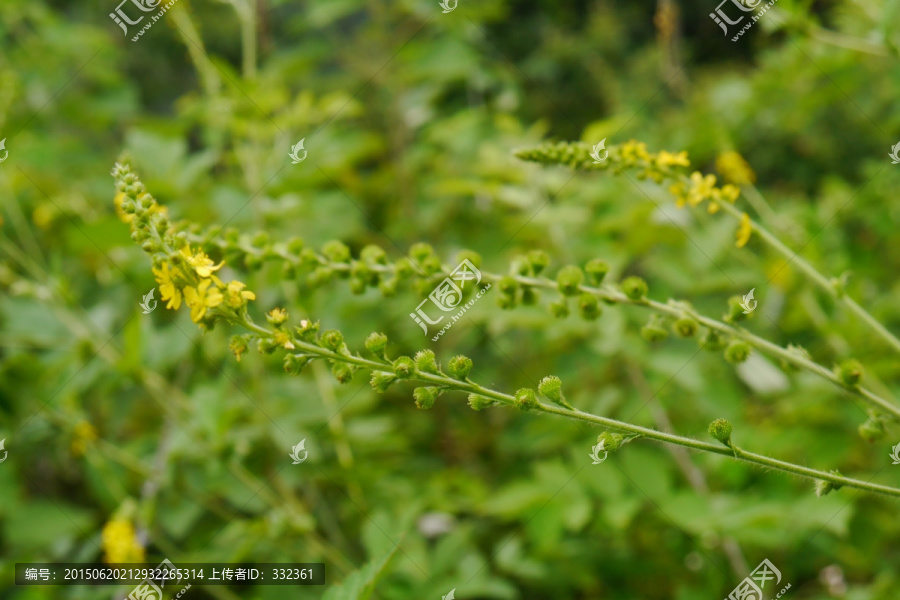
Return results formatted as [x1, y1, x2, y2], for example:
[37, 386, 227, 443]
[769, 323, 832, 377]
[229, 335, 251, 363]
[835, 359, 863, 387]
[421, 255, 443, 276]
[724, 296, 748, 323]
[549, 299, 569, 319]
[414, 387, 439, 409]
[294, 319, 320, 341]
[409, 242, 434, 263]
[584, 259, 610, 285]
[369, 370, 398, 393]
[596, 431, 624, 452]
[393, 356, 415, 377]
[331, 361, 353, 383]
[556, 265, 584, 296]
[527, 250, 550, 275]
[414, 349, 440, 374]
[286, 237, 305, 254]
[699, 328, 726, 351]
[641, 316, 669, 342]
[455, 250, 482, 269]
[448, 355, 473, 380]
[365, 332, 388, 355]
[319, 330, 345, 352]
[266, 308, 289, 326]
[708, 418, 733, 445]
[467, 393, 495, 411]
[251, 231, 271, 248]
[858, 418, 885, 443]
[360, 244, 388, 265]
[673, 316, 699, 338]
[578, 293, 601, 320]
[724, 340, 751, 364]
[497, 294, 515, 310]
[394, 258, 415, 279]
[498, 276, 518, 296]
[815, 471, 843, 497]
[621, 276, 648, 301]
[322, 240, 351, 263]
[538, 376, 563, 403]
[349, 277, 367, 295]
[521, 286, 539, 305]
[283, 354, 313, 375]
[514, 388, 538, 410]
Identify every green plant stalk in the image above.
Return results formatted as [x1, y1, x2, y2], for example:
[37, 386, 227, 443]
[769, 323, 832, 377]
[186, 232, 900, 420]
[237, 317, 900, 498]
[713, 198, 900, 355]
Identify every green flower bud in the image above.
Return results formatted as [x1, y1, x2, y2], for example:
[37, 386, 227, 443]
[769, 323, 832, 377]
[514, 388, 538, 410]
[497, 294, 515, 310]
[257, 338, 280, 354]
[621, 276, 648, 301]
[294, 319, 320, 342]
[308, 266, 334, 286]
[393, 356, 415, 377]
[414, 386, 440, 409]
[499, 276, 518, 296]
[467, 393, 495, 411]
[299, 248, 321, 269]
[421, 255, 443, 276]
[331, 361, 353, 383]
[365, 332, 388, 355]
[708, 418, 733, 446]
[448, 355, 473, 380]
[415, 349, 440, 374]
[394, 257, 415, 279]
[455, 250, 482, 269]
[319, 330, 344, 352]
[409, 242, 434, 263]
[641, 316, 669, 342]
[527, 250, 550, 275]
[538, 375, 572, 408]
[673, 316, 699, 338]
[578, 293, 602, 320]
[724, 340, 751, 364]
[251, 231, 271, 248]
[229, 334, 252, 363]
[521, 286, 539, 305]
[322, 240, 351, 263]
[585, 259, 610, 285]
[699, 328, 726, 351]
[379, 277, 398, 297]
[596, 431, 624, 452]
[724, 296, 748, 323]
[549, 299, 569, 319]
[284, 353, 313, 375]
[369, 370, 398, 393]
[835, 359, 863, 387]
[286, 236, 305, 255]
[858, 418, 885, 443]
[556, 265, 585, 296]
[360, 244, 388, 265]
[815, 471, 843, 497]
[349, 277, 367, 295]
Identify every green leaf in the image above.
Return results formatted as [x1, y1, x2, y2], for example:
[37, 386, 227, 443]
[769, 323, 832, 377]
[321, 545, 399, 600]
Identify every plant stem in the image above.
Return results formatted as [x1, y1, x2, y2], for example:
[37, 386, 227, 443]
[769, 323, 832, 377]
[238, 317, 900, 499]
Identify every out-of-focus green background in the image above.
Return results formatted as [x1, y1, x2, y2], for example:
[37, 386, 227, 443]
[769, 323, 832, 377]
[2, 0, 900, 598]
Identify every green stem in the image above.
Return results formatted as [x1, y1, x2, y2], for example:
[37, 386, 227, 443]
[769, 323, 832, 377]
[239, 316, 900, 499]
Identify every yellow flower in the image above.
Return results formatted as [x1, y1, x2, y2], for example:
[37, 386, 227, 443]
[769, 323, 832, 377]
[687, 172, 717, 207]
[183, 279, 224, 322]
[656, 150, 690, 168]
[152, 263, 183, 310]
[71, 421, 98, 456]
[179, 245, 224, 278]
[736, 213, 753, 248]
[225, 281, 256, 308]
[707, 201, 720, 214]
[102, 519, 144, 564]
[716, 151, 756, 185]
[267, 307, 289, 325]
[721, 184, 740, 203]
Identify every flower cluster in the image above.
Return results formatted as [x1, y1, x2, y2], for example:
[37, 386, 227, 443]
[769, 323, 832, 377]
[101, 518, 144, 564]
[112, 163, 256, 327]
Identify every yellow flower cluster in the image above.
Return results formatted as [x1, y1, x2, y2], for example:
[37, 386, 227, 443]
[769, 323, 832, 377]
[101, 519, 144, 564]
[668, 172, 740, 213]
[151, 244, 255, 323]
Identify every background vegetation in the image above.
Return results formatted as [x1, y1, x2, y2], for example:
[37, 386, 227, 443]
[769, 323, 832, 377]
[2, 0, 900, 598]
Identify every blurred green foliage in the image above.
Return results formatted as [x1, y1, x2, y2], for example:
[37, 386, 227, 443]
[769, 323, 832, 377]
[2, 0, 900, 598]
